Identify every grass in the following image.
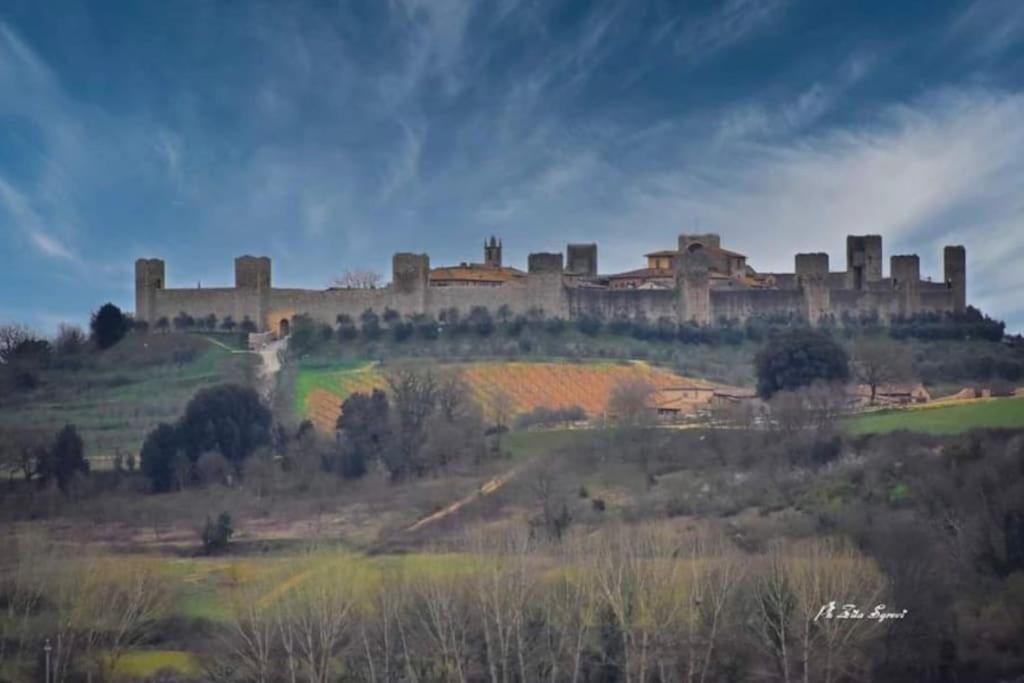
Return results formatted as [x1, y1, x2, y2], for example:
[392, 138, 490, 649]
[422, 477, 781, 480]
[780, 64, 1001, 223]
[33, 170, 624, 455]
[293, 358, 381, 418]
[0, 334, 249, 467]
[112, 650, 201, 679]
[847, 395, 1024, 435]
[503, 428, 590, 460]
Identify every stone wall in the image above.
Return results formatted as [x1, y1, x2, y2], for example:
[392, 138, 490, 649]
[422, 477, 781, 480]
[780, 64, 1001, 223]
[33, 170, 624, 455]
[134, 235, 967, 331]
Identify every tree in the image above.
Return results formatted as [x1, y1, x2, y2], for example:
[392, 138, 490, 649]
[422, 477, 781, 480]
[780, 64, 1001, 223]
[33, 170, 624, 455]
[0, 323, 33, 363]
[331, 269, 383, 289]
[90, 303, 130, 349]
[220, 315, 236, 332]
[755, 329, 850, 398]
[468, 306, 495, 337]
[336, 389, 391, 478]
[173, 311, 195, 331]
[608, 378, 656, 427]
[360, 308, 382, 340]
[177, 384, 272, 464]
[384, 368, 438, 479]
[54, 323, 87, 356]
[288, 314, 322, 356]
[37, 425, 89, 495]
[140, 423, 180, 492]
[851, 336, 913, 405]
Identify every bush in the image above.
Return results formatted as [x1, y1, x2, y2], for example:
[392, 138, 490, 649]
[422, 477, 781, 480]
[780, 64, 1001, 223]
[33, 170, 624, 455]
[200, 512, 234, 555]
[514, 405, 586, 430]
[576, 315, 603, 336]
[360, 309, 382, 340]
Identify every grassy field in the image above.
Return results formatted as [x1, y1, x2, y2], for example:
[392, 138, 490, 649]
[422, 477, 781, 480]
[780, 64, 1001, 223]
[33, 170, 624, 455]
[0, 334, 253, 467]
[847, 395, 1024, 434]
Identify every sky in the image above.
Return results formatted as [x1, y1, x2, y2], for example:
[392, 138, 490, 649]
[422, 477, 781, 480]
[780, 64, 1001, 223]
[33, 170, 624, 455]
[2, 0, 1024, 334]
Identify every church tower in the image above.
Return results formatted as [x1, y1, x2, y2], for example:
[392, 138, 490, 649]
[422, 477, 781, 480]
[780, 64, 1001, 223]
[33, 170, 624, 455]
[484, 236, 502, 267]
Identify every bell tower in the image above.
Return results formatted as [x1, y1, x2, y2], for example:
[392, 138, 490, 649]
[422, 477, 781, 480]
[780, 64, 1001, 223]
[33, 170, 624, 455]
[484, 236, 502, 268]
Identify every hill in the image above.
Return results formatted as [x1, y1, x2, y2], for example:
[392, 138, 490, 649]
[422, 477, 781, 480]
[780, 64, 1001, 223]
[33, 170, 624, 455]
[0, 334, 256, 467]
[296, 359, 725, 432]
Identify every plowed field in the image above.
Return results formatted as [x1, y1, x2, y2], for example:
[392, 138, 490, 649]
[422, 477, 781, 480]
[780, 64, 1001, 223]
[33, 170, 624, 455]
[298, 360, 716, 432]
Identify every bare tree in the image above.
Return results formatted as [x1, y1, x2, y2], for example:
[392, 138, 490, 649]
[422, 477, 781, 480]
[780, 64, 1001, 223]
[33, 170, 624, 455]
[541, 532, 600, 683]
[331, 269, 383, 289]
[607, 378, 656, 427]
[211, 573, 280, 683]
[410, 567, 473, 682]
[42, 553, 169, 682]
[490, 389, 514, 455]
[851, 337, 913, 405]
[753, 538, 889, 683]
[0, 323, 34, 363]
[386, 367, 439, 478]
[274, 559, 360, 683]
[591, 523, 690, 683]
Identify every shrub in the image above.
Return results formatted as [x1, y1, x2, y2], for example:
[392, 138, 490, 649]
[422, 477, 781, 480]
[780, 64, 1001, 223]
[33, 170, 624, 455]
[576, 315, 602, 336]
[37, 424, 89, 495]
[200, 512, 234, 555]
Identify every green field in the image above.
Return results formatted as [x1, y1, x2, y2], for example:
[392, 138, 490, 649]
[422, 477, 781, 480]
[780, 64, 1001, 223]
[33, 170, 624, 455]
[293, 358, 381, 417]
[847, 396, 1024, 435]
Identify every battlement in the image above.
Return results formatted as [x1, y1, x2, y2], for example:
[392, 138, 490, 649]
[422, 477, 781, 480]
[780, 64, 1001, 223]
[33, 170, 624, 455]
[133, 232, 967, 332]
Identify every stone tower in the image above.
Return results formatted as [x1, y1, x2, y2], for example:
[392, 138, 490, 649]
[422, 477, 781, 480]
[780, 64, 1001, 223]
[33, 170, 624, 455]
[846, 235, 883, 290]
[890, 254, 921, 317]
[795, 253, 830, 324]
[676, 248, 711, 325]
[566, 243, 598, 276]
[944, 245, 966, 313]
[235, 255, 272, 290]
[484, 236, 502, 268]
[134, 258, 165, 323]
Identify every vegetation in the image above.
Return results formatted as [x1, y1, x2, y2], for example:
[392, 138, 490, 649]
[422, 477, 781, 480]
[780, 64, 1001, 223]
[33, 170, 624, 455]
[848, 395, 1024, 434]
[2, 304, 1024, 681]
[755, 329, 850, 398]
[90, 302, 131, 349]
[139, 384, 271, 492]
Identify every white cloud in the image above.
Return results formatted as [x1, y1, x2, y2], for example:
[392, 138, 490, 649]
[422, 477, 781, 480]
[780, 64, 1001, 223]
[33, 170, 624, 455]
[0, 177, 77, 261]
[673, 0, 790, 63]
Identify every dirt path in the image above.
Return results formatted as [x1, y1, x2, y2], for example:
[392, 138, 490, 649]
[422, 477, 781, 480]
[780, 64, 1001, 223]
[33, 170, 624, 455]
[403, 466, 521, 534]
[257, 337, 288, 402]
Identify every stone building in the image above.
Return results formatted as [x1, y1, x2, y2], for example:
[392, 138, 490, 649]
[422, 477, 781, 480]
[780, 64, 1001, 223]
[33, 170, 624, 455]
[135, 233, 967, 335]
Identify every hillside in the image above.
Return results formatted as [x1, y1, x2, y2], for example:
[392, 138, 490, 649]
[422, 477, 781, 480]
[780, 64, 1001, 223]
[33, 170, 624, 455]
[0, 334, 256, 467]
[296, 359, 727, 431]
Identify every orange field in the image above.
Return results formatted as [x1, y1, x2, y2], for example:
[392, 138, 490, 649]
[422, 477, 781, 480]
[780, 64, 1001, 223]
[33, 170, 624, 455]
[299, 360, 719, 431]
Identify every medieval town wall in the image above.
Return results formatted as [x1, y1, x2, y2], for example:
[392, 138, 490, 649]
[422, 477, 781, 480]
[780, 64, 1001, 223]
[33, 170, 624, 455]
[134, 233, 967, 332]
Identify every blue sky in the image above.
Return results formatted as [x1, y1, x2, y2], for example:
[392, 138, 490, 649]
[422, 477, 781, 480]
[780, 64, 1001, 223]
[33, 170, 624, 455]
[2, 0, 1024, 333]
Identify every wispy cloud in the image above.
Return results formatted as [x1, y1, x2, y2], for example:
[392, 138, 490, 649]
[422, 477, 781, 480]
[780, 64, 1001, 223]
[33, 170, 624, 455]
[0, 177, 77, 261]
[673, 0, 790, 63]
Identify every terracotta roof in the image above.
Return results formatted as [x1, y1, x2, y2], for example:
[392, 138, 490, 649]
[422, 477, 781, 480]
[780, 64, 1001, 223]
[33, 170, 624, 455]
[429, 264, 526, 283]
[607, 267, 673, 280]
[644, 249, 679, 258]
[705, 245, 747, 258]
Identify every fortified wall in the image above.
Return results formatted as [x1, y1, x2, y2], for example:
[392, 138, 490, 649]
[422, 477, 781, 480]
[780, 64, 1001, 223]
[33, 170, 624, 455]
[135, 233, 967, 334]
